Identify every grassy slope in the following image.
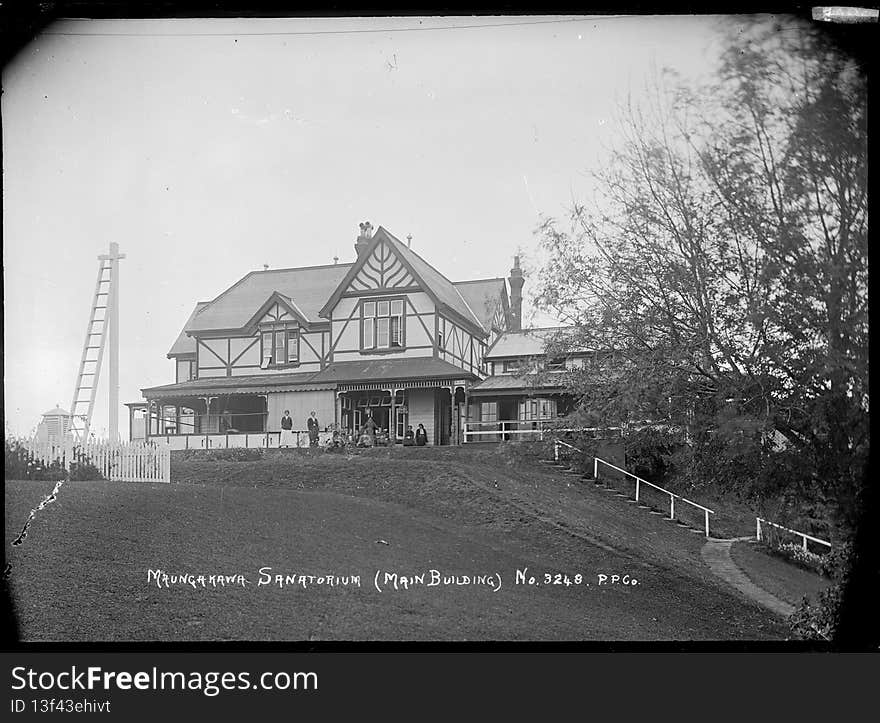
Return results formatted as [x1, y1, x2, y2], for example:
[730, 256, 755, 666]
[5, 446, 790, 641]
[729, 541, 831, 607]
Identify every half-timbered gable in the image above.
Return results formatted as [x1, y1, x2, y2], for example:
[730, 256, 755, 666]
[344, 237, 418, 294]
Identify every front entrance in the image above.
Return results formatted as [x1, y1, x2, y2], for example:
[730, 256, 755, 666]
[341, 390, 407, 442]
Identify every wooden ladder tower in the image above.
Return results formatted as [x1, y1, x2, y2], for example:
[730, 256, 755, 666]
[69, 242, 125, 442]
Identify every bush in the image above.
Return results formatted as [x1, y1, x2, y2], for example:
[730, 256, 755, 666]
[4, 436, 105, 481]
[623, 427, 679, 484]
[789, 540, 853, 641]
[5, 437, 66, 481]
[174, 447, 265, 462]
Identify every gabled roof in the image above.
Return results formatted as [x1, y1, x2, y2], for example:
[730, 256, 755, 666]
[168, 302, 211, 357]
[318, 227, 488, 337]
[241, 291, 310, 331]
[453, 278, 508, 332]
[186, 263, 353, 334]
[485, 327, 582, 359]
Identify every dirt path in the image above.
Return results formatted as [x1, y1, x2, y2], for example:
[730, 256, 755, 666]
[700, 538, 795, 617]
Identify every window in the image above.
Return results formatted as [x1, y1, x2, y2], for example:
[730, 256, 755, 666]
[287, 330, 299, 363]
[362, 298, 404, 350]
[546, 357, 566, 371]
[502, 359, 523, 374]
[519, 398, 556, 421]
[480, 402, 498, 422]
[261, 328, 299, 368]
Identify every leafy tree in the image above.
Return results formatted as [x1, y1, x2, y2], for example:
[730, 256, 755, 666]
[535, 17, 867, 531]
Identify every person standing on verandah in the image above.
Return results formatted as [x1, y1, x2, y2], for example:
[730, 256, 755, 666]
[307, 411, 320, 448]
[415, 423, 428, 446]
[280, 410, 294, 448]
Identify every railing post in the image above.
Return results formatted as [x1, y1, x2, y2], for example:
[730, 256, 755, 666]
[756, 518, 761, 542]
[635, 477, 640, 502]
[670, 494, 675, 520]
[593, 457, 598, 480]
[553, 440, 559, 462]
[705, 510, 710, 538]
[802, 535, 808, 552]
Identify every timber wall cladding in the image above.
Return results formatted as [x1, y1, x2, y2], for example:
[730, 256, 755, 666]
[438, 314, 483, 375]
[267, 391, 335, 431]
[407, 388, 435, 445]
[197, 330, 329, 377]
[330, 291, 437, 362]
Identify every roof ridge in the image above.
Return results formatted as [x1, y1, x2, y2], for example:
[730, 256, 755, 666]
[256, 261, 355, 273]
[453, 277, 506, 285]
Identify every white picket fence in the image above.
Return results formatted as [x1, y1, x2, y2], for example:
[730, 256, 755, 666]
[23, 439, 171, 484]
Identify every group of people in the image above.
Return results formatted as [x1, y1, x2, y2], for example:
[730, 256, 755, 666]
[356, 419, 428, 448]
[279, 411, 429, 449]
[279, 410, 322, 448]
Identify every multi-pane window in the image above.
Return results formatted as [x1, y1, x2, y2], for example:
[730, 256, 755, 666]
[480, 402, 498, 422]
[502, 359, 523, 373]
[362, 298, 404, 350]
[519, 398, 556, 420]
[261, 328, 299, 368]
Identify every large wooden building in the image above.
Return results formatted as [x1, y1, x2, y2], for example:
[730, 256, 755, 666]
[132, 222, 580, 447]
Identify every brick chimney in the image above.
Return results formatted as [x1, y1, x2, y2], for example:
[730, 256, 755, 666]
[355, 221, 373, 258]
[508, 255, 524, 331]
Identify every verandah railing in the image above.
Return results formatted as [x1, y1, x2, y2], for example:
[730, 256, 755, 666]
[463, 420, 623, 442]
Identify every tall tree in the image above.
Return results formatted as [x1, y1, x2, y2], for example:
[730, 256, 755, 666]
[536, 17, 868, 527]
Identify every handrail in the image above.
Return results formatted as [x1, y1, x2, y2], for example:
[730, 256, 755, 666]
[566, 447, 715, 538]
[756, 517, 831, 552]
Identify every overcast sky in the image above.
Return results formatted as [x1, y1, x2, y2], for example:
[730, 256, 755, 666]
[3, 14, 735, 438]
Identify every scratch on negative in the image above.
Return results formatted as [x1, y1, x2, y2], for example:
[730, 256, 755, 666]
[11, 480, 65, 548]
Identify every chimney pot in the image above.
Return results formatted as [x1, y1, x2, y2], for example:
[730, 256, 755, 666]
[508, 255, 525, 332]
[355, 220, 373, 258]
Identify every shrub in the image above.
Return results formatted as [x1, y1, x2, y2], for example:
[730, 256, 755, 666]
[789, 540, 853, 641]
[4, 436, 105, 481]
[5, 437, 66, 481]
[174, 447, 265, 462]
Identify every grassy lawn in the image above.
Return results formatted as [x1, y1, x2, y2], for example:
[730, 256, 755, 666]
[729, 541, 832, 607]
[5, 446, 791, 641]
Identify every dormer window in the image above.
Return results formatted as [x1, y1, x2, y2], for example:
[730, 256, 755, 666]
[261, 328, 299, 368]
[362, 297, 404, 351]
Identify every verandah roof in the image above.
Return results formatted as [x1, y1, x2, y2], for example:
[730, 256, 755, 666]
[468, 374, 566, 396]
[142, 358, 477, 400]
[141, 372, 335, 400]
